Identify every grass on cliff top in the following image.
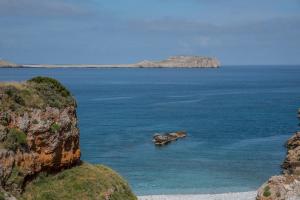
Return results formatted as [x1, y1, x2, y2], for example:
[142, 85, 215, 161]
[21, 163, 137, 200]
[0, 76, 75, 112]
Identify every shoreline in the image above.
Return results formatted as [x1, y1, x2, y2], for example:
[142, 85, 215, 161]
[19, 64, 219, 68]
[138, 191, 257, 200]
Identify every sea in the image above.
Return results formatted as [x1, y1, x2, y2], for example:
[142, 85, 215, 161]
[0, 65, 300, 195]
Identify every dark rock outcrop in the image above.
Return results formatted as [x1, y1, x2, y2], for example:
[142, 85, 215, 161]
[153, 131, 187, 145]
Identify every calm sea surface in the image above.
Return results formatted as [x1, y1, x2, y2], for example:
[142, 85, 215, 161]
[0, 66, 300, 195]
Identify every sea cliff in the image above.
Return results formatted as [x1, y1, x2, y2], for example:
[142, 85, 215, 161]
[0, 77, 137, 200]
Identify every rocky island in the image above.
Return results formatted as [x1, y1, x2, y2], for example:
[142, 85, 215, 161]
[132, 56, 220, 68]
[0, 77, 137, 200]
[0, 60, 21, 68]
[2, 56, 220, 68]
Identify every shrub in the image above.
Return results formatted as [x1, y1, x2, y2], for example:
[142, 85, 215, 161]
[4, 86, 25, 106]
[27, 76, 74, 108]
[0, 192, 4, 200]
[32, 119, 39, 124]
[263, 185, 271, 197]
[0, 112, 10, 126]
[0, 77, 75, 111]
[50, 123, 61, 133]
[3, 128, 27, 151]
[7, 165, 25, 189]
[28, 77, 70, 97]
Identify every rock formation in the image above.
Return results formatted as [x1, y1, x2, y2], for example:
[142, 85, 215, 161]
[0, 60, 20, 68]
[257, 110, 300, 200]
[153, 131, 187, 145]
[22, 55, 221, 68]
[0, 77, 136, 200]
[135, 56, 220, 68]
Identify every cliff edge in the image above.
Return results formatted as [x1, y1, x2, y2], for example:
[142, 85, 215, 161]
[256, 109, 300, 200]
[0, 77, 136, 200]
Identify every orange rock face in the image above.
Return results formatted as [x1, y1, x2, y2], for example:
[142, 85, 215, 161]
[0, 78, 81, 194]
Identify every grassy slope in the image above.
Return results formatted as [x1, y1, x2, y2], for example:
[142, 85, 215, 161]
[0, 77, 75, 114]
[21, 163, 137, 200]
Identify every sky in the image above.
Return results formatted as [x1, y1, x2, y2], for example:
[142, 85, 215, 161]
[0, 0, 299, 65]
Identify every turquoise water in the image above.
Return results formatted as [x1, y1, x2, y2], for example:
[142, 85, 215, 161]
[0, 66, 300, 195]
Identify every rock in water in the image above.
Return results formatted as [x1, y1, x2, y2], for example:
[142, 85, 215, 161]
[153, 131, 187, 145]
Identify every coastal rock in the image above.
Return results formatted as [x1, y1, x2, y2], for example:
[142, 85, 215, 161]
[256, 175, 300, 200]
[282, 131, 300, 175]
[153, 131, 187, 145]
[257, 109, 300, 200]
[0, 77, 137, 200]
[0, 77, 80, 194]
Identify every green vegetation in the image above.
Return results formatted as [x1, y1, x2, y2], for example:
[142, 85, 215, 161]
[0, 77, 75, 113]
[3, 128, 27, 151]
[27, 77, 74, 108]
[263, 185, 271, 197]
[50, 123, 61, 133]
[0, 192, 5, 200]
[21, 163, 137, 200]
[6, 165, 25, 189]
[0, 112, 10, 126]
[28, 77, 70, 97]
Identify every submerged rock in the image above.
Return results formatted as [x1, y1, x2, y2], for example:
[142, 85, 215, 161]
[153, 131, 187, 145]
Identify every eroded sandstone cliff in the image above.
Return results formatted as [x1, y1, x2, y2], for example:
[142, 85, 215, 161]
[0, 77, 80, 194]
[0, 77, 136, 200]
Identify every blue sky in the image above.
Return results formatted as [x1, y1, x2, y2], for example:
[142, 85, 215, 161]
[0, 0, 299, 65]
